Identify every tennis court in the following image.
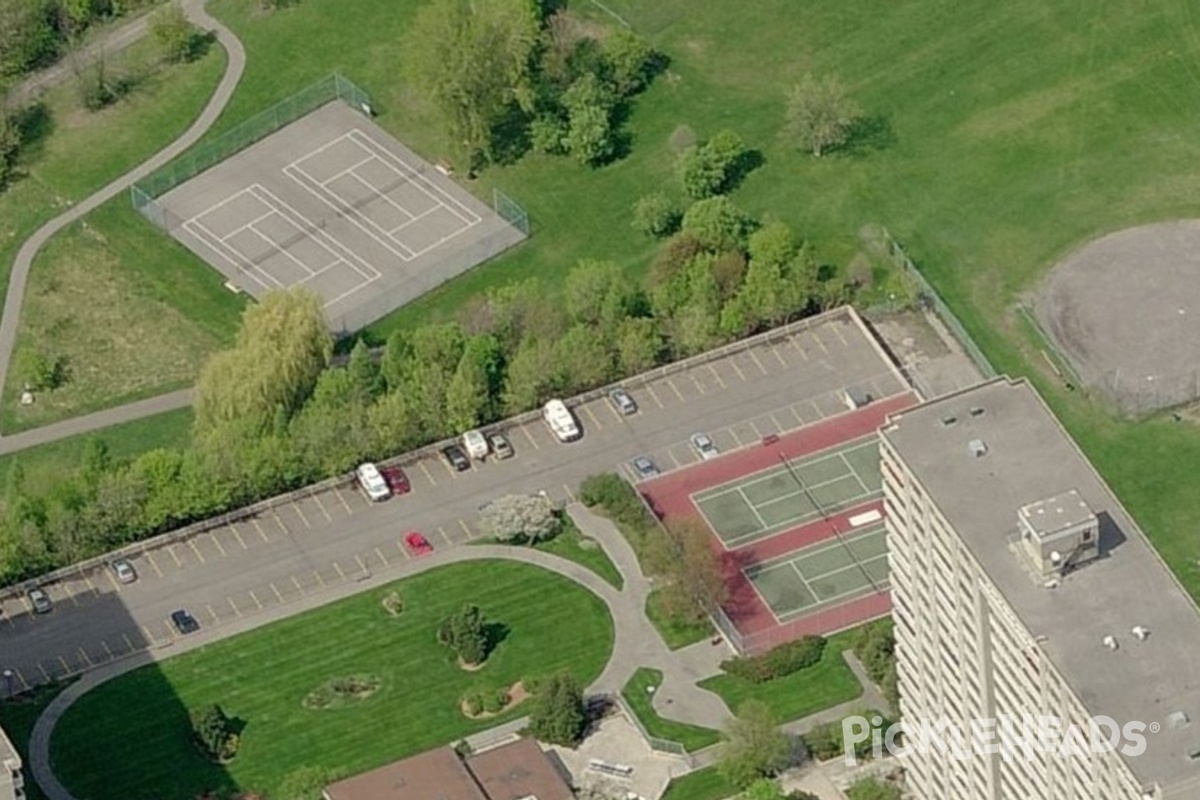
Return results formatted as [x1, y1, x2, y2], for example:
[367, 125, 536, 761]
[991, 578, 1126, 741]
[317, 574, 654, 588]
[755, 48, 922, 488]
[692, 436, 882, 548]
[744, 525, 889, 623]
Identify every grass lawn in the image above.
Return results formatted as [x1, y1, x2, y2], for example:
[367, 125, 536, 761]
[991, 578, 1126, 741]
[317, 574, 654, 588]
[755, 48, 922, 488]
[646, 587, 713, 650]
[533, 518, 624, 590]
[50, 560, 614, 799]
[699, 631, 863, 723]
[1, 36, 242, 431]
[620, 668, 721, 752]
[660, 766, 738, 800]
[0, 682, 68, 800]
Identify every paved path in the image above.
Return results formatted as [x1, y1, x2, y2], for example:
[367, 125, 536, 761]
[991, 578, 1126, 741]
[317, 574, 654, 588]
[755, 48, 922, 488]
[0, 0, 244, 454]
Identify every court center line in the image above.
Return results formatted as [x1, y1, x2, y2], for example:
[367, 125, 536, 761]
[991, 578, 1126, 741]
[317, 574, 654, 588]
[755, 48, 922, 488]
[248, 184, 381, 280]
[284, 162, 416, 262]
[348, 129, 482, 224]
[736, 486, 768, 531]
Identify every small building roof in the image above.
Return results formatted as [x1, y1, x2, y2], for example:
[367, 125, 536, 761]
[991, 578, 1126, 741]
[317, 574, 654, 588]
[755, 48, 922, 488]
[323, 747, 486, 800]
[1019, 489, 1094, 539]
[466, 738, 573, 800]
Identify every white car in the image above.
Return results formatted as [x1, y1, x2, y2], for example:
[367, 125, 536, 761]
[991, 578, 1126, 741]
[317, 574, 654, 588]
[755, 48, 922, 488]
[691, 432, 719, 460]
[462, 429, 489, 460]
[356, 462, 391, 501]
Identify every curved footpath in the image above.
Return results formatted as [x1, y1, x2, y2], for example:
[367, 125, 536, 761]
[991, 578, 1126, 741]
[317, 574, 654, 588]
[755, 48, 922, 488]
[28, 505, 733, 800]
[0, 0, 245, 454]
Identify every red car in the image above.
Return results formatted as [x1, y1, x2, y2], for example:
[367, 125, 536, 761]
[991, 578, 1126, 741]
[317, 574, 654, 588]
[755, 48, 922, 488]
[404, 531, 433, 556]
[380, 465, 411, 495]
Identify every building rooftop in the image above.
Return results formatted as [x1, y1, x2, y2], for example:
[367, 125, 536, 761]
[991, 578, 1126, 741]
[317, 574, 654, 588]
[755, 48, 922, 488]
[881, 377, 1200, 795]
[0, 723, 19, 771]
[465, 737, 573, 800]
[323, 747, 487, 800]
[1020, 489, 1094, 539]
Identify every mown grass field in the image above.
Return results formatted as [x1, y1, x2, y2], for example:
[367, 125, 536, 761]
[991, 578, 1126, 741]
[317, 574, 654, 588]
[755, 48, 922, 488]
[50, 560, 614, 799]
[1, 34, 243, 431]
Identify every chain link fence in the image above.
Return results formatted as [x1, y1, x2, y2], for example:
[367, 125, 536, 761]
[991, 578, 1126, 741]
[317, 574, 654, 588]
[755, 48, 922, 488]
[130, 73, 372, 227]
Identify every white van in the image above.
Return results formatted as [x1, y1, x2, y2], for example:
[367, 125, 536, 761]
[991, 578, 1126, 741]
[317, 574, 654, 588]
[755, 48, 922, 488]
[542, 399, 581, 442]
[462, 429, 489, 460]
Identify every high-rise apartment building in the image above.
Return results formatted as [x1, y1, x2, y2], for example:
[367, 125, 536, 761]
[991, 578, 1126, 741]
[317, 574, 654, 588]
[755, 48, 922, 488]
[879, 377, 1200, 799]
[0, 723, 22, 800]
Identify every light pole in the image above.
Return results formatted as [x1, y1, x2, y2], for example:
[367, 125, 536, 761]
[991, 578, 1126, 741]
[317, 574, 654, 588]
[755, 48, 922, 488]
[2, 669, 14, 699]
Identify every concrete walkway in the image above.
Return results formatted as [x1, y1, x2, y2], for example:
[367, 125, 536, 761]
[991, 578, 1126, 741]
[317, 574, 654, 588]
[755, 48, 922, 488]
[0, 0, 245, 454]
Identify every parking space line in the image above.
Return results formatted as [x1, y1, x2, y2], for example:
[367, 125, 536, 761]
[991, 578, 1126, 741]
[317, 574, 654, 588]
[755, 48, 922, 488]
[689, 373, 707, 395]
[188, 539, 206, 564]
[666, 378, 686, 402]
[333, 486, 354, 514]
[270, 582, 284, 602]
[605, 398, 624, 421]
[58, 655, 70, 674]
[314, 570, 326, 587]
[749, 420, 764, 439]
[292, 575, 305, 595]
[167, 545, 183, 568]
[375, 547, 389, 567]
[271, 510, 288, 535]
[770, 344, 789, 368]
[832, 324, 849, 346]
[83, 572, 98, 597]
[813, 332, 829, 353]
[106, 570, 121, 592]
[581, 405, 604, 430]
[419, 461, 439, 486]
[65, 583, 80, 607]
[728, 358, 747, 382]
[252, 518, 270, 542]
[140, 626, 156, 646]
[769, 412, 787, 433]
[668, 450, 682, 468]
[13, 668, 28, 691]
[249, 590, 263, 610]
[440, 458, 458, 479]
[19, 596, 31, 615]
[291, 502, 311, 528]
[438, 527, 453, 545]
[396, 540, 411, 559]
[793, 341, 809, 361]
[227, 525, 247, 551]
[333, 561, 346, 580]
[642, 384, 664, 408]
[207, 604, 219, 624]
[123, 633, 135, 653]
[311, 492, 333, 521]
[520, 426, 541, 450]
[791, 405, 805, 425]
[211, 534, 227, 557]
[563, 483, 577, 503]
[459, 519, 473, 539]
[355, 555, 368, 574]
[748, 349, 769, 374]
[101, 640, 114, 660]
[78, 647, 91, 667]
[37, 662, 49, 682]
[229, 597, 242, 617]
[707, 363, 727, 388]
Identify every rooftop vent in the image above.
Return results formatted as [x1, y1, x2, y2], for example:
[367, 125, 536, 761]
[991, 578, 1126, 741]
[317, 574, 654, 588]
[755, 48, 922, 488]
[969, 407, 986, 417]
[1103, 635, 1119, 651]
[1167, 711, 1190, 731]
[941, 415, 958, 427]
[1132, 625, 1150, 641]
[968, 438, 988, 458]
[1049, 551, 1062, 565]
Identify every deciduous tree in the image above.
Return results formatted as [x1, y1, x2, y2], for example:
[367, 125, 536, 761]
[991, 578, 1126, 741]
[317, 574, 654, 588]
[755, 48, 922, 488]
[479, 493, 559, 542]
[785, 73, 860, 157]
[528, 671, 586, 745]
[438, 603, 491, 665]
[719, 701, 792, 787]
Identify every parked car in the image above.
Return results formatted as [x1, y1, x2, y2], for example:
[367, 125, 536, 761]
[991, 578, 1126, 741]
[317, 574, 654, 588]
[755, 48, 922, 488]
[403, 531, 434, 556]
[609, 387, 638, 415]
[488, 432, 514, 459]
[356, 462, 391, 501]
[26, 585, 51, 614]
[691, 432, 719, 460]
[380, 464, 411, 495]
[170, 609, 200, 635]
[543, 399, 581, 442]
[442, 444, 471, 472]
[110, 557, 137, 584]
[462, 429, 489, 460]
[631, 456, 660, 479]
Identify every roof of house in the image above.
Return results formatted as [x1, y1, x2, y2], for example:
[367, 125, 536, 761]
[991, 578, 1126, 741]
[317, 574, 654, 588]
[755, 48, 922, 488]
[465, 737, 573, 800]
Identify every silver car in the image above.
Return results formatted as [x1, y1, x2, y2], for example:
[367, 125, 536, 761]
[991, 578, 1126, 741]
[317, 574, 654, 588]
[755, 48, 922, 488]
[609, 388, 638, 415]
[111, 558, 137, 584]
[691, 432, 719, 460]
[632, 456, 660, 479]
[26, 585, 51, 614]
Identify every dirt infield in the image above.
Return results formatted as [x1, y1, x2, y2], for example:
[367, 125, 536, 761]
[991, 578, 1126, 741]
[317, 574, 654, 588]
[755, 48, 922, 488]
[1034, 221, 1200, 415]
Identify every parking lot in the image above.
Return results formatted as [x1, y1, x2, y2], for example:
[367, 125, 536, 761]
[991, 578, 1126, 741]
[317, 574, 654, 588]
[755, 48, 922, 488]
[0, 309, 910, 690]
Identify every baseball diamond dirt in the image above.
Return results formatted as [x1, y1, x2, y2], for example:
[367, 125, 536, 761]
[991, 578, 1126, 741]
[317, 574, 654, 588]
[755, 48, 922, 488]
[1034, 220, 1200, 416]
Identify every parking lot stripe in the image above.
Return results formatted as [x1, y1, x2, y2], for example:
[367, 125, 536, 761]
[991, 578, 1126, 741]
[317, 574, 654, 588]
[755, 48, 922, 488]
[207, 604, 219, 624]
[292, 575, 305, 594]
[729, 358, 747, 382]
[140, 625, 156, 646]
[145, 551, 164, 577]
[666, 378, 686, 401]
[582, 404, 604, 430]
[249, 590, 263, 610]
[105, 570, 121, 592]
[101, 640, 114, 660]
[78, 647, 92, 667]
[668, 450, 682, 468]
[271, 510, 288, 535]
[520, 426, 541, 450]
[375, 547, 389, 566]
[690, 373, 707, 395]
[13, 668, 28, 691]
[708, 363, 727, 388]
[314, 570, 326, 587]
[418, 461, 439, 485]
[333, 562, 346, 580]
[642, 384, 663, 409]
[65, 583, 80, 607]
[793, 342, 809, 361]
[211, 534, 227, 558]
[83, 572, 98, 597]
[396, 540, 411, 559]
[833, 324, 849, 346]
[312, 492, 333, 521]
[605, 399, 623, 421]
[20, 596, 31, 614]
[189, 539, 206, 564]
[790, 405, 805, 425]
[438, 527, 453, 545]
[459, 519, 472, 539]
[748, 349, 769, 374]
[252, 518, 270, 542]
[291, 502, 311, 528]
[440, 458, 458, 478]
[229, 597, 242, 617]
[769, 412, 787, 433]
[563, 483, 577, 503]
[168, 545, 183, 568]
[813, 332, 829, 353]
[58, 655, 70, 674]
[355, 555, 368, 574]
[770, 344, 789, 368]
[333, 486, 354, 514]
[37, 662, 49, 682]
[271, 582, 284, 602]
[228, 524, 247, 550]
[122, 633, 135, 653]
[749, 420, 764, 439]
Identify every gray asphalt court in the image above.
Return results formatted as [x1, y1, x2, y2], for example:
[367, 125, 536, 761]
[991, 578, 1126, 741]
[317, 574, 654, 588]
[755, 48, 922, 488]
[157, 101, 526, 332]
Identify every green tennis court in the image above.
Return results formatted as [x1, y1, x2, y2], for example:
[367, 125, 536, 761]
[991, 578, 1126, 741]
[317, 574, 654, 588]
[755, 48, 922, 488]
[745, 525, 889, 623]
[692, 437, 882, 547]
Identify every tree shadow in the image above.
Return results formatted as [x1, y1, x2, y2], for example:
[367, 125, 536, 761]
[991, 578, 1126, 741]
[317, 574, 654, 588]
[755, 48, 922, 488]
[490, 105, 532, 166]
[722, 148, 765, 194]
[484, 621, 511, 654]
[838, 114, 897, 157]
[11, 102, 54, 163]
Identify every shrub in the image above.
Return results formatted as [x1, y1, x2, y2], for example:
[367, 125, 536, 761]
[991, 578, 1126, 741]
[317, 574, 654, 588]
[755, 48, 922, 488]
[529, 114, 568, 155]
[681, 196, 754, 252]
[528, 671, 586, 745]
[854, 620, 898, 710]
[846, 777, 901, 800]
[578, 473, 653, 529]
[719, 636, 827, 683]
[678, 129, 749, 199]
[463, 687, 510, 716]
[438, 604, 491, 666]
[632, 192, 681, 238]
[802, 710, 890, 761]
[190, 703, 239, 762]
[150, 5, 200, 64]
